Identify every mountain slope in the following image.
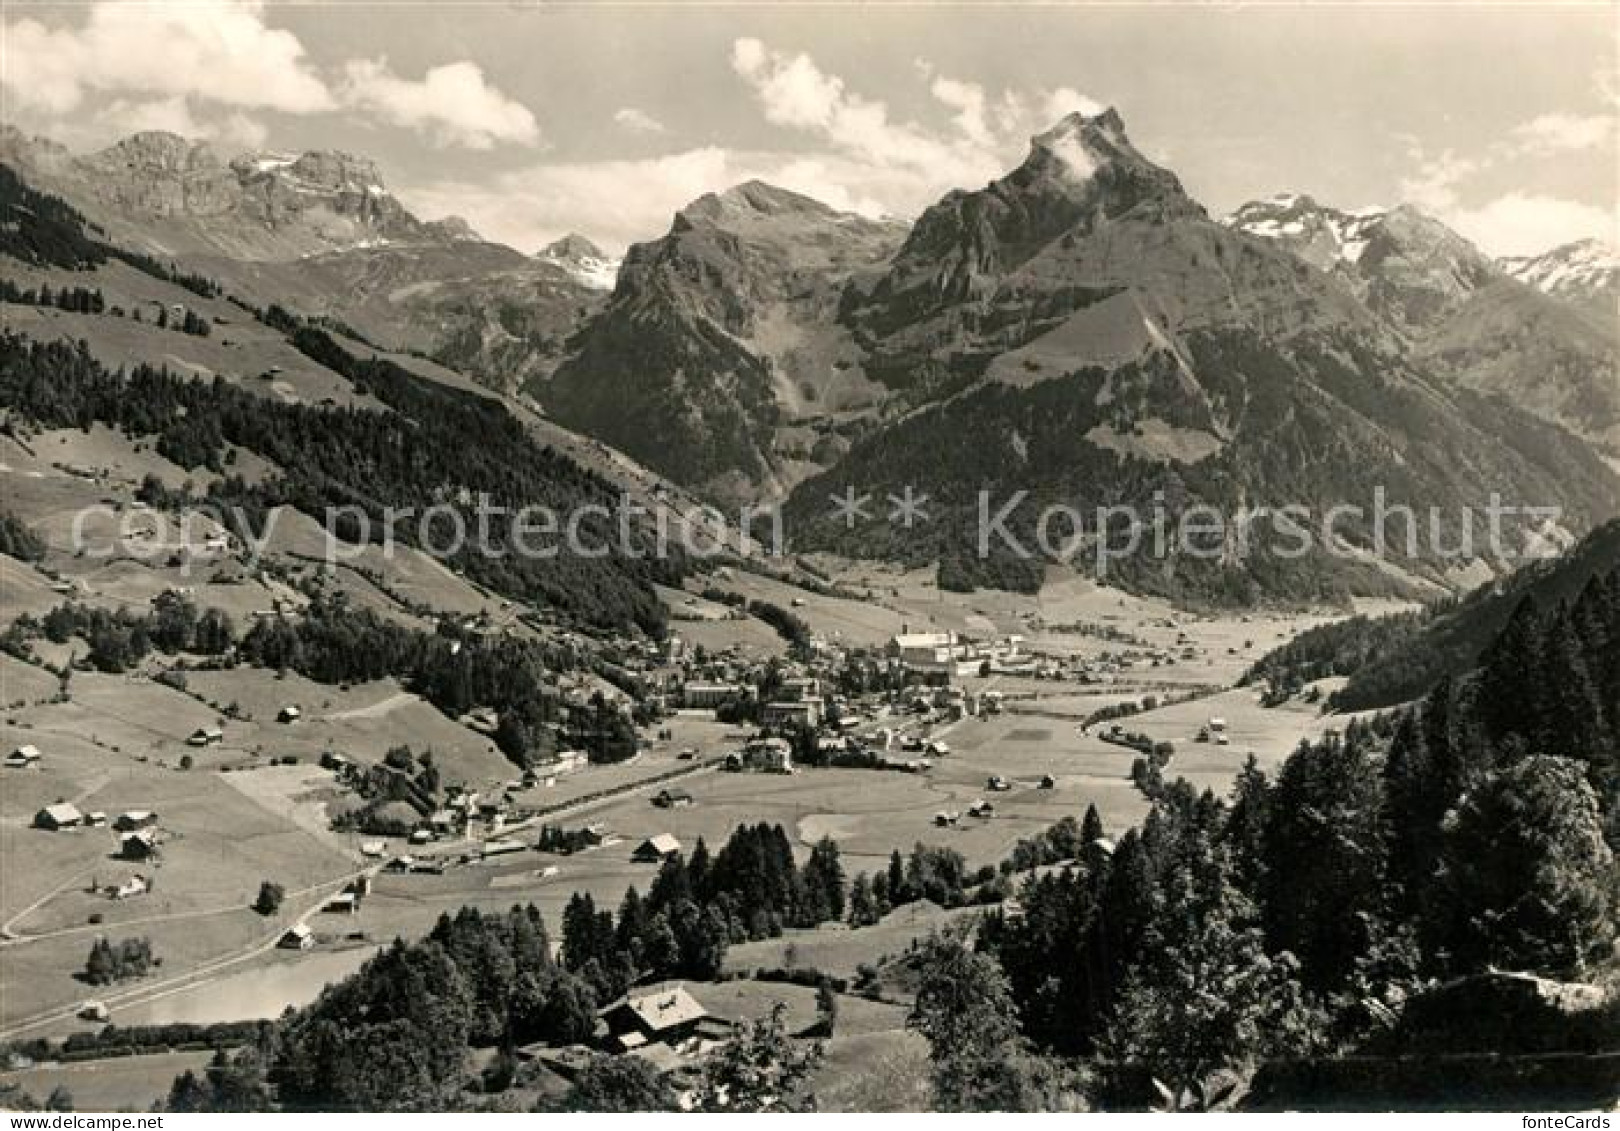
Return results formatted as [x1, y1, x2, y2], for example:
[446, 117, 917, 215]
[841, 114, 1386, 419]
[0, 127, 617, 393]
[542, 180, 906, 502]
[196, 242, 606, 393]
[0, 178, 683, 634]
[1227, 194, 1620, 452]
[0, 170, 721, 613]
[0, 127, 457, 261]
[1245, 518, 1620, 709]
[780, 110, 1620, 603]
[1410, 276, 1620, 453]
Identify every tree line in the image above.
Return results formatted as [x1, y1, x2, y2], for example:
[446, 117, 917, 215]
[0, 279, 107, 314]
[0, 506, 45, 562]
[12, 591, 236, 672]
[557, 825, 848, 1000]
[0, 278, 217, 337]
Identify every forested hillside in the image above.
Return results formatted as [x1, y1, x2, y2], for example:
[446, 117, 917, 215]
[965, 562, 1619, 1107]
[1245, 519, 1620, 708]
[151, 822, 857, 1112]
[0, 332, 681, 633]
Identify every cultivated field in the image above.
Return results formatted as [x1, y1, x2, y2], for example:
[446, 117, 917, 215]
[0, 1049, 213, 1113]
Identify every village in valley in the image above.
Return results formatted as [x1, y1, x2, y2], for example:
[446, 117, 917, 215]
[0, 449, 1362, 1109]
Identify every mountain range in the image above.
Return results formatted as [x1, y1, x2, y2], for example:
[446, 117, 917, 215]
[0, 127, 472, 260]
[0, 126, 606, 393]
[3, 111, 1617, 604]
[1225, 193, 1620, 451]
[778, 113, 1618, 600]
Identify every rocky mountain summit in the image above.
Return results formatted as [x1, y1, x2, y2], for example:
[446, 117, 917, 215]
[542, 181, 906, 501]
[1, 127, 449, 260]
[778, 110, 1619, 597]
[538, 233, 622, 291]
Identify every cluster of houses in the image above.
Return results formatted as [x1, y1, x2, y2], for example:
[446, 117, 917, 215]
[677, 673, 825, 730]
[277, 882, 369, 952]
[32, 795, 164, 876]
[404, 782, 536, 845]
[321, 744, 582, 848]
[368, 823, 677, 879]
[892, 619, 1214, 686]
[520, 983, 732, 1092]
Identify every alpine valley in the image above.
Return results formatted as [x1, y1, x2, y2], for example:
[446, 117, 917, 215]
[5, 109, 1618, 607]
[2, 87, 1619, 1117]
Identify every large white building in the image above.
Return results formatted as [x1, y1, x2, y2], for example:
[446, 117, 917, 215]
[887, 631, 1024, 679]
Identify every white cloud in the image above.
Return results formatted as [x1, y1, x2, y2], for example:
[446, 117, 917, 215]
[929, 76, 994, 148]
[7, 93, 269, 153]
[340, 59, 539, 150]
[404, 42, 1117, 256]
[1445, 192, 1616, 257]
[1397, 146, 1479, 214]
[734, 38, 983, 172]
[1, 1, 333, 115]
[3, 1, 538, 152]
[217, 113, 271, 152]
[731, 38, 843, 132]
[1509, 113, 1613, 154]
[98, 97, 268, 150]
[613, 107, 667, 134]
[1042, 87, 1106, 123]
[401, 148, 745, 253]
[401, 144, 935, 255]
[1396, 120, 1615, 255]
[730, 38, 1110, 214]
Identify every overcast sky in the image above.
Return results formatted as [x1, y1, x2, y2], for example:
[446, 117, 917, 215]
[3, 1, 1615, 257]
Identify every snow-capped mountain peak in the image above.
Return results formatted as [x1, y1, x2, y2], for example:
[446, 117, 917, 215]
[1498, 238, 1620, 312]
[538, 233, 621, 291]
[1223, 193, 1384, 268]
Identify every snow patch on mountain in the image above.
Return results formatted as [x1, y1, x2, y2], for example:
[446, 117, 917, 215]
[1223, 194, 1384, 267]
